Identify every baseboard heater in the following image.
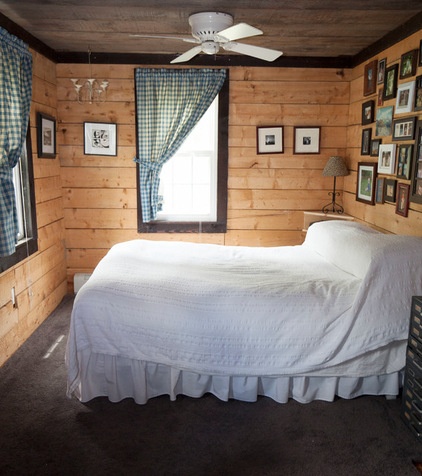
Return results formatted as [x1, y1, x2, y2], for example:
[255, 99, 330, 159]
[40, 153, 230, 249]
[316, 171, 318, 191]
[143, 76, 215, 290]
[73, 273, 92, 293]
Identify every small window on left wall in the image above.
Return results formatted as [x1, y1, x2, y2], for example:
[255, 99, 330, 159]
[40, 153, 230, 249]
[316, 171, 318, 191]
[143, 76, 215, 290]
[0, 126, 38, 273]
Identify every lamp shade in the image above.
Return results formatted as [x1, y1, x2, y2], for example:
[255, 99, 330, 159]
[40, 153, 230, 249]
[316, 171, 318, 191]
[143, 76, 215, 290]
[322, 156, 349, 177]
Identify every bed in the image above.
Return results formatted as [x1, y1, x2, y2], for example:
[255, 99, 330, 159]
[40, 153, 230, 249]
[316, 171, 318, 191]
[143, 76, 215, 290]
[66, 220, 422, 404]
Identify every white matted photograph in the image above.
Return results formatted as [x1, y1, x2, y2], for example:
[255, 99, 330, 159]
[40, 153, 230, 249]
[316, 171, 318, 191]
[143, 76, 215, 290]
[84, 122, 117, 156]
[256, 126, 284, 154]
[378, 144, 397, 175]
[293, 126, 321, 154]
[395, 80, 416, 114]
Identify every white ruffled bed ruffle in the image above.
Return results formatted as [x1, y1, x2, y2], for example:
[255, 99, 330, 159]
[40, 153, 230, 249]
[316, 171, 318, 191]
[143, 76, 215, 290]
[69, 350, 403, 405]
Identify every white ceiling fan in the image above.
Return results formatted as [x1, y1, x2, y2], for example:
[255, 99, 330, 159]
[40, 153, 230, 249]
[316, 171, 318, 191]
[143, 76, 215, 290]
[131, 11, 283, 64]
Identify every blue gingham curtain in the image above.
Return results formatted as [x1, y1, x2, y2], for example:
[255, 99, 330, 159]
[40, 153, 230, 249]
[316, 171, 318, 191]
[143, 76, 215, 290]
[134, 68, 226, 222]
[0, 27, 33, 257]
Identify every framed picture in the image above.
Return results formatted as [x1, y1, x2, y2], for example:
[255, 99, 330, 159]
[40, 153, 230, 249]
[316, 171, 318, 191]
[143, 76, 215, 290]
[363, 60, 377, 96]
[400, 49, 418, 79]
[410, 120, 422, 205]
[370, 139, 382, 157]
[361, 128, 372, 155]
[377, 58, 386, 84]
[378, 144, 396, 175]
[375, 177, 386, 204]
[293, 126, 320, 154]
[383, 64, 398, 100]
[84, 122, 117, 156]
[385, 179, 397, 202]
[256, 126, 284, 154]
[420, 40, 422, 67]
[36, 112, 56, 158]
[375, 106, 393, 137]
[356, 162, 377, 205]
[395, 80, 415, 114]
[397, 144, 413, 180]
[392, 116, 416, 141]
[415, 75, 422, 112]
[377, 88, 384, 106]
[361, 100, 374, 125]
[396, 183, 410, 217]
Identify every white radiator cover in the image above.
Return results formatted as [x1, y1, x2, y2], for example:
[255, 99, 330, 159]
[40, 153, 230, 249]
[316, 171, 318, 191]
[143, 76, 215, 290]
[73, 273, 92, 293]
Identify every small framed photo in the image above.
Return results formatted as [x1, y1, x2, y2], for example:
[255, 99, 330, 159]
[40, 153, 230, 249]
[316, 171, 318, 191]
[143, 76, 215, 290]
[395, 80, 415, 114]
[363, 60, 377, 96]
[36, 112, 56, 158]
[377, 88, 384, 106]
[361, 100, 374, 125]
[414, 75, 422, 112]
[378, 144, 396, 175]
[377, 58, 386, 84]
[392, 116, 416, 141]
[400, 49, 418, 79]
[361, 128, 372, 155]
[84, 122, 117, 156]
[385, 179, 397, 202]
[375, 177, 386, 204]
[375, 106, 393, 137]
[420, 40, 422, 67]
[293, 126, 320, 154]
[256, 126, 284, 154]
[397, 144, 413, 180]
[396, 183, 410, 217]
[383, 64, 398, 100]
[356, 162, 377, 205]
[370, 139, 382, 157]
[410, 120, 422, 205]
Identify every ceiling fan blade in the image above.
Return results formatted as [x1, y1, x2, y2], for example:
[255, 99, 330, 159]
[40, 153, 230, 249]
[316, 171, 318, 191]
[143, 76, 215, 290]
[130, 34, 199, 44]
[224, 42, 283, 62]
[170, 45, 203, 64]
[216, 23, 262, 42]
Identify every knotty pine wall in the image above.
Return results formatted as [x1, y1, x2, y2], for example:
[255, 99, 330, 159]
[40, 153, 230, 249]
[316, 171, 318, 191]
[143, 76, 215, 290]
[57, 64, 351, 291]
[0, 51, 67, 366]
[345, 30, 422, 234]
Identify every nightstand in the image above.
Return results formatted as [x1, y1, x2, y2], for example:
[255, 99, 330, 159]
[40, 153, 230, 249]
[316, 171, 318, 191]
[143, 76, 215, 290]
[303, 211, 354, 232]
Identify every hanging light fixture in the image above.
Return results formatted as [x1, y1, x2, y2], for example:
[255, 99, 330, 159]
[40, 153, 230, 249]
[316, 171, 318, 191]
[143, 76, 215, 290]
[70, 48, 109, 104]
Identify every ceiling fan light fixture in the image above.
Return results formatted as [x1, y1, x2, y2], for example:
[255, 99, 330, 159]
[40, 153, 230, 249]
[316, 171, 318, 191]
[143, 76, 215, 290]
[202, 40, 220, 55]
[189, 12, 233, 41]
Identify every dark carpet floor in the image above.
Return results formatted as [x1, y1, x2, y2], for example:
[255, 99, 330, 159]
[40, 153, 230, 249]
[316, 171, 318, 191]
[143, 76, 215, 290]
[1, 294, 422, 476]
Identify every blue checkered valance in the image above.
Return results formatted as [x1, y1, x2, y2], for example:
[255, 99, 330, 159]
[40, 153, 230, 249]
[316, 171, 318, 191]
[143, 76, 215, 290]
[134, 68, 226, 222]
[0, 27, 33, 257]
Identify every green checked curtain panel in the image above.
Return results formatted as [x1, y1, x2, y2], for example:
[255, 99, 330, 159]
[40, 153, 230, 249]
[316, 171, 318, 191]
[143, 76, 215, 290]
[0, 27, 32, 257]
[134, 68, 226, 222]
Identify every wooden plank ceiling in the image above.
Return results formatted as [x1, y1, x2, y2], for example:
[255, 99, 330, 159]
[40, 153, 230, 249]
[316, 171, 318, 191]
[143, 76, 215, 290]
[0, 0, 421, 61]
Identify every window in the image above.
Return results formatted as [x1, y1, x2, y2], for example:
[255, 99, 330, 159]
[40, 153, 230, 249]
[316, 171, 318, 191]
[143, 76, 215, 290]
[137, 73, 229, 233]
[0, 127, 38, 272]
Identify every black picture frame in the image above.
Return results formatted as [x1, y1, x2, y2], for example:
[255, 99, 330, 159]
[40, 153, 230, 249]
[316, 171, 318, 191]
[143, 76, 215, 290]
[361, 100, 374, 125]
[410, 120, 422, 205]
[256, 126, 284, 154]
[400, 49, 418, 79]
[392, 116, 417, 141]
[375, 177, 385, 204]
[397, 144, 413, 180]
[356, 162, 377, 205]
[415, 75, 422, 112]
[385, 178, 397, 203]
[361, 128, 372, 155]
[377, 58, 386, 85]
[84, 122, 117, 156]
[36, 112, 56, 159]
[383, 64, 398, 100]
[396, 183, 410, 217]
[293, 126, 321, 154]
[370, 139, 382, 157]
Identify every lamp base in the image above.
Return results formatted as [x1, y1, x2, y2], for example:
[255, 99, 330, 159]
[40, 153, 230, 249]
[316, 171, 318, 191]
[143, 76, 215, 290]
[322, 192, 344, 214]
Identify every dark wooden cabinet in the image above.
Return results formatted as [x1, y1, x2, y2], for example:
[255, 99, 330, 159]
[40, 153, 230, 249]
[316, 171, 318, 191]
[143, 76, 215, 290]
[402, 296, 422, 439]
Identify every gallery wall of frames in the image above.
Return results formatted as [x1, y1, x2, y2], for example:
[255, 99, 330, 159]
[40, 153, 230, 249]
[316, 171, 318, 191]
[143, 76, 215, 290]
[345, 31, 422, 234]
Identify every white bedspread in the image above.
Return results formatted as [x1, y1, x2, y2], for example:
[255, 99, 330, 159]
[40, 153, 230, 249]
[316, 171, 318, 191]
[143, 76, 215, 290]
[66, 221, 422, 398]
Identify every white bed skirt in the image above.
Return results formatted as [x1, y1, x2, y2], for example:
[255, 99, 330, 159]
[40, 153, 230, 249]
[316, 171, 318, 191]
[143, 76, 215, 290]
[69, 350, 403, 405]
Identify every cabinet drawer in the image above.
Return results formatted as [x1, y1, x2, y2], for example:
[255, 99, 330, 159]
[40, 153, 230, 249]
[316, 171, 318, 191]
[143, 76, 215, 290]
[407, 344, 422, 370]
[413, 297, 422, 320]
